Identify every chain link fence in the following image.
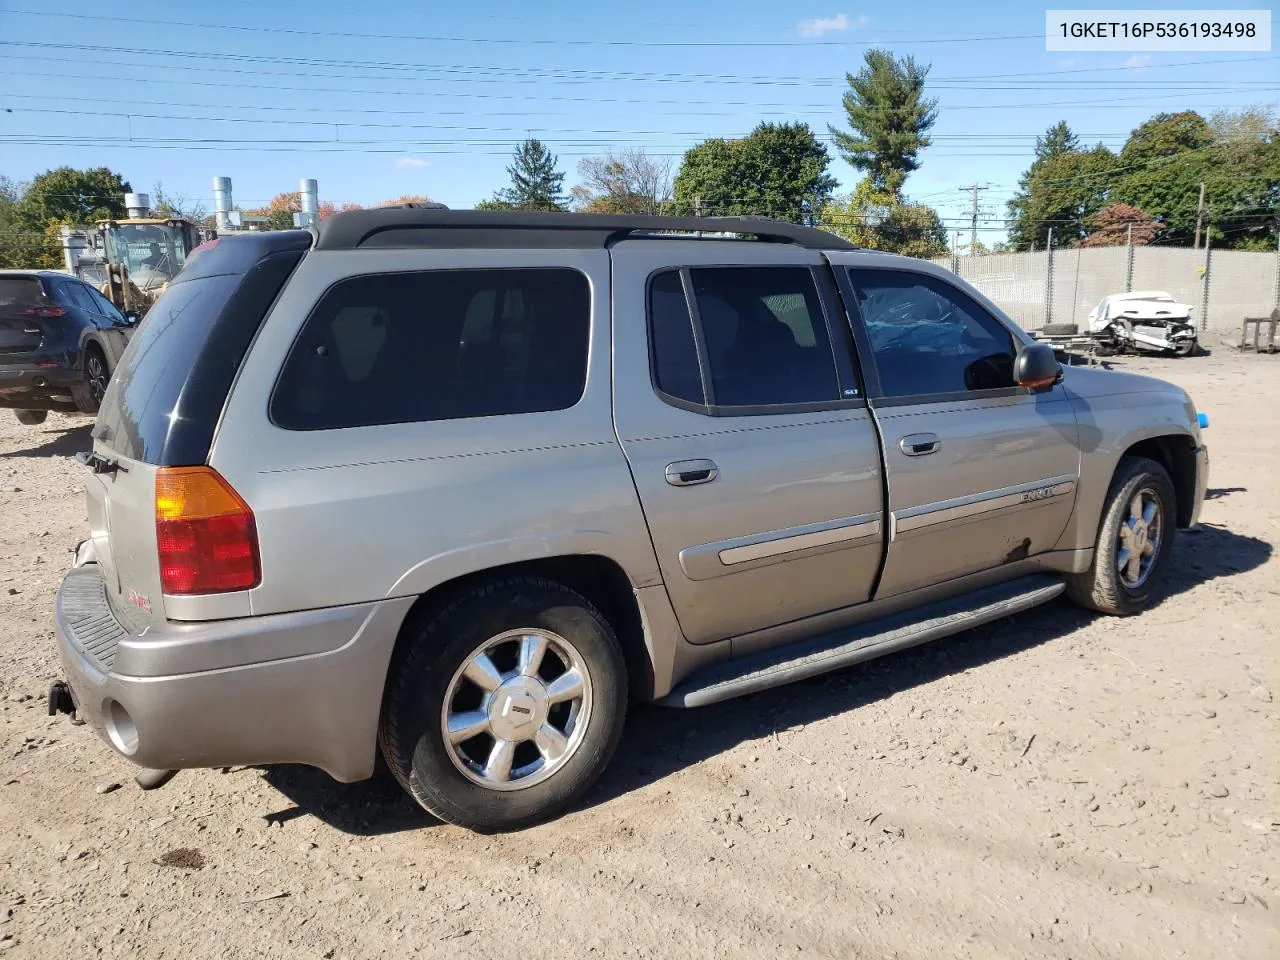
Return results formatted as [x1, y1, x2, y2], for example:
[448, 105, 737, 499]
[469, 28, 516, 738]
[933, 245, 1280, 336]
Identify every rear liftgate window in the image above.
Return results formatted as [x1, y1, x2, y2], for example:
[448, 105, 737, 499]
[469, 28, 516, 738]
[271, 268, 591, 431]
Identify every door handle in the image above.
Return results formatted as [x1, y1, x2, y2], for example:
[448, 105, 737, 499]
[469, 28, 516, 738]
[899, 433, 940, 457]
[665, 459, 719, 487]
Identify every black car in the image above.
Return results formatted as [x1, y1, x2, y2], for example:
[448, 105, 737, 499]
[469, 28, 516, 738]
[0, 270, 137, 425]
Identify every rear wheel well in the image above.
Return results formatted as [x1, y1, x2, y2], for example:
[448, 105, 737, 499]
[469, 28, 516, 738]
[1121, 435, 1198, 527]
[389, 556, 654, 704]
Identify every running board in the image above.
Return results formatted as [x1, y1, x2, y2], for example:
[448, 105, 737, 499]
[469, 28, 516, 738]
[658, 575, 1065, 708]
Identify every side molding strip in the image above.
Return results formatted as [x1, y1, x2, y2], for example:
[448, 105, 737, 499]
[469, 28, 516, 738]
[892, 475, 1076, 538]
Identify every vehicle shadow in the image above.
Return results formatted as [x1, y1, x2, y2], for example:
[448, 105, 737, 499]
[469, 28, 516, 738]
[0, 422, 92, 459]
[259, 523, 1271, 836]
[1204, 486, 1246, 501]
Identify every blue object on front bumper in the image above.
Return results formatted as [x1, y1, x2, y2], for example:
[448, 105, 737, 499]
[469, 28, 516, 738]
[1198, 412, 1210, 429]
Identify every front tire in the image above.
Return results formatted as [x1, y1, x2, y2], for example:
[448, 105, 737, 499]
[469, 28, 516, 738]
[378, 577, 628, 832]
[13, 409, 47, 426]
[1067, 456, 1177, 615]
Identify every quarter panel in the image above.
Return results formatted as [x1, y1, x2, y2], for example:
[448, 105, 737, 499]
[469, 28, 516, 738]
[208, 248, 664, 619]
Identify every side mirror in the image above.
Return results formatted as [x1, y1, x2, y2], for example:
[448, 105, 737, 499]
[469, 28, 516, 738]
[1015, 343, 1062, 391]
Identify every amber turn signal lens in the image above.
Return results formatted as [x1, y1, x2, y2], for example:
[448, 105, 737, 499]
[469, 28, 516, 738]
[155, 467, 260, 595]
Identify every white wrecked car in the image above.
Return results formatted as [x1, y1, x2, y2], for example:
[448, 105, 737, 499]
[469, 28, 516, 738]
[1086, 291, 1199, 357]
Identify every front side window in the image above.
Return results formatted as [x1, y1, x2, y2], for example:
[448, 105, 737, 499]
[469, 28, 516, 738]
[271, 268, 591, 431]
[848, 268, 1016, 398]
[647, 266, 842, 411]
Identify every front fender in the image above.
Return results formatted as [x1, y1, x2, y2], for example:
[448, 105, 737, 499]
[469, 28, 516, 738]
[1055, 385, 1199, 552]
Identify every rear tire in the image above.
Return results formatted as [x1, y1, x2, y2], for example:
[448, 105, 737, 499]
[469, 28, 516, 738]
[1067, 456, 1177, 616]
[71, 344, 111, 415]
[378, 577, 628, 832]
[13, 409, 47, 426]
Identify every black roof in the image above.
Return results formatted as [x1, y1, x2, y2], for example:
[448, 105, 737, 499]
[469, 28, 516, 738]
[312, 208, 855, 251]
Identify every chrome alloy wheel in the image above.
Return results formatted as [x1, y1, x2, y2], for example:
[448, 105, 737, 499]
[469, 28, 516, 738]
[441, 629, 592, 791]
[1117, 487, 1163, 589]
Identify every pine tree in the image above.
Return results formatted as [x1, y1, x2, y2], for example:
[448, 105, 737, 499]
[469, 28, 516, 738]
[828, 49, 938, 196]
[485, 139, 568, 212]
[1035, 121, 1080, 162]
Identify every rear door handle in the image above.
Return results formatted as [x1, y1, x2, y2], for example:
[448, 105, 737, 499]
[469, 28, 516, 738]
[665, 459, 719, 487]
[899, 433, 940, 457]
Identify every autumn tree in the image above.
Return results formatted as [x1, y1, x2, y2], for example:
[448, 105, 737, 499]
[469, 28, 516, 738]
[1079, 204, 1159, 246]
[819, 179, 948, 258]
[829, 49, 938, 195]
[571, 149, 672, 215]
[378, 195, 432, 207]
[151, 182, 208, 222]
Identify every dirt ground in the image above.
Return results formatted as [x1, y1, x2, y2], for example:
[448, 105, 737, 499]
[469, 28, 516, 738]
[0, 350, 1276, 960]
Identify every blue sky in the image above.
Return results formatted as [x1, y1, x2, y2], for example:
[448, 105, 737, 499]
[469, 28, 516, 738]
[0, 1, 1275, 242]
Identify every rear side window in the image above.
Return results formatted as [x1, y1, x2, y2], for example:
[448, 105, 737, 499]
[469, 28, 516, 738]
[96, 274, 241, 461]
[647, 266, 841, 411]
[60, 282, 99, 315]
[271, 268, 591, 431]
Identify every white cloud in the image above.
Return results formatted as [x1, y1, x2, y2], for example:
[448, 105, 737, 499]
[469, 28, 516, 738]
[1125, 55, 1152, 70]
[395, 156, 429, 169]
[797, 13, 868, 37]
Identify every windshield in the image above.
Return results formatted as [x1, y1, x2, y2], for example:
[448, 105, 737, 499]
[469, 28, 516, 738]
[103, 223, 190, 285]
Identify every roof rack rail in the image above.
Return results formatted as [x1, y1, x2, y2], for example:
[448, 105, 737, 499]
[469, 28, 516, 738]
[312, 209, 856, 252]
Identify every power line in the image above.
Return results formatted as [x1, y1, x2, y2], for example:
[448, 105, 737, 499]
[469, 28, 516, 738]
[2, 68, 1268, 113]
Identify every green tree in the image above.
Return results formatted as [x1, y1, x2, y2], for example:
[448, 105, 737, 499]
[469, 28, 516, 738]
[1006, 139, 1117, 250]
[818, 180, 948, 258]
[1111, 107, 1278, 248]
[828, 49, 939, 195]
[1035, 121, 1080, 161]
[671, 122, 837, 224]
[486, 139, 568, 212]
[0, 177, 60, 269]
[15, 166, 131, 231]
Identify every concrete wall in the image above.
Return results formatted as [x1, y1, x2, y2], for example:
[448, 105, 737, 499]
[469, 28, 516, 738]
[932, 245, 1279, 334]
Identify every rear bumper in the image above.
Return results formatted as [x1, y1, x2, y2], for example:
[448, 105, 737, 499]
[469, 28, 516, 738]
[54, 563, 414, 782]
[0, 363, 82, 410]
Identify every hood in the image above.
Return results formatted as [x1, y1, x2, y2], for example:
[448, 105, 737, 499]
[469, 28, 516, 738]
[1060, 364, 1189, 401]
[1111, 300, 1193, 321]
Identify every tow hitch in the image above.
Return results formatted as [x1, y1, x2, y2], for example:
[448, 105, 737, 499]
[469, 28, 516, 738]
[46, 680, 83, 725]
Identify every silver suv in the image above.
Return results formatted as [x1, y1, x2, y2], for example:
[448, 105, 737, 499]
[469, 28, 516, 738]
[50, 210, 1209, 831]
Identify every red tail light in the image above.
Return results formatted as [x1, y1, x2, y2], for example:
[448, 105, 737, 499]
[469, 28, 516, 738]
[21, 305, 67, 319]
[155, 467, 261, 595]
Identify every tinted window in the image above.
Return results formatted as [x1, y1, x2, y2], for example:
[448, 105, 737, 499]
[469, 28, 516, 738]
[849, 269, 1015, 398]
[649, 270, 702, 405]
[87, 286, 126, 323]
[60, 281, 99, 315]
[0, 277, 43, 310]
[95, 274, 242, 462]
[647, 266, 841, 410]
[271, 268, 590, 431]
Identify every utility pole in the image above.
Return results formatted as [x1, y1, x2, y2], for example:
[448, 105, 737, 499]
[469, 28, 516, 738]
[960, 183, 989, 255]
[1193, 182, 1206, 249]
